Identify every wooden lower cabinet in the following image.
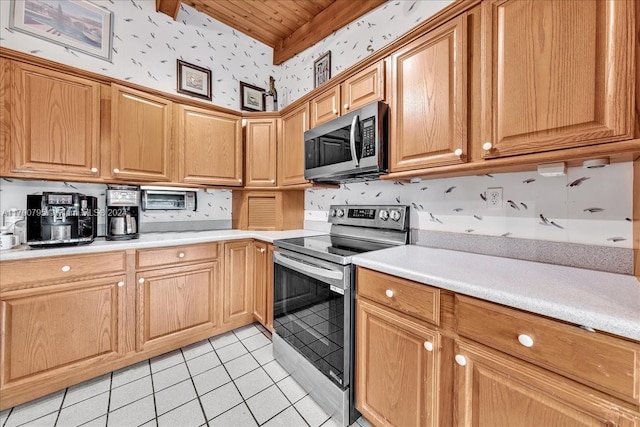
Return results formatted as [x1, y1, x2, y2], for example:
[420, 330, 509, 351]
[355, 298, 439, 427]
[135, 262, 220, 353]
[454, 340, 640, 427]
[0, 275, 126, 409]
[253, 241, 274, 331]
[223, 240, 254, 327]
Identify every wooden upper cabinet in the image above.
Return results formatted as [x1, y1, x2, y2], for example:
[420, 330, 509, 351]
[389, 15, 468, 172]
[310, 85, 341, 128]
[177, 104, 242, 186]
[9, 62, 101, 178]
[310, 61, 385, 129]
[341, 60, 385, 113]
[111, 84, 172, 182]
[245, 118, 277, 187]
[481, 0, 633, 158]
[278, 103, 309, 186]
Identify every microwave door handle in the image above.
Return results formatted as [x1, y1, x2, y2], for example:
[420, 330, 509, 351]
[274, 252, 344, 281]
[349, 114, 360, 167]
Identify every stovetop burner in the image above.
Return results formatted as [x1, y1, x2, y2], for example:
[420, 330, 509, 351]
[275, 205, 410, 265]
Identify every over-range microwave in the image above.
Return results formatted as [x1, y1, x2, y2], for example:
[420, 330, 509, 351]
[304, 101, 388, 183]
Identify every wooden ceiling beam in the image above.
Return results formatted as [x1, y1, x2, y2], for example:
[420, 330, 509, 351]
[156, 0, 182, 20]
[273, 0, 387, 65]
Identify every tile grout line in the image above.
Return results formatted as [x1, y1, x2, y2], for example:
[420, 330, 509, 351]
[180, 347, 211, 427]
[148, 358, 160, 427]
[105, 372, 113, 427]
[52, 387, 68, 427]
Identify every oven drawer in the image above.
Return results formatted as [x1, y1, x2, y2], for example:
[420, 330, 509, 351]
[456, 295, 640, 404]
[356, 267, 440, 325]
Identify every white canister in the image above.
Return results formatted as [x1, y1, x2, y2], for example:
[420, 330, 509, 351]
[3, 208, 25, 244]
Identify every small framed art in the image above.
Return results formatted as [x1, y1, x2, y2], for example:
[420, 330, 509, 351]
[240, 81, 265, 112]
[314, 51, 331, 88]
[177, 59, 212, 100]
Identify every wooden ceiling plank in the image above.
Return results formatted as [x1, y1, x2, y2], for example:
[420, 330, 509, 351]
[156, 0, 182, 20]
[291, 0, 331, 16]
[185, 0, 280, 46]
[225, 0, 296, 37]
[274, 0, 387, 64]
[276, 0, 316, 24]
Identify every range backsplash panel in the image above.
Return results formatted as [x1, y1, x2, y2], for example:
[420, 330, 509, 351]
[304, 162, 633, 248]
[0, 179, 231, 237]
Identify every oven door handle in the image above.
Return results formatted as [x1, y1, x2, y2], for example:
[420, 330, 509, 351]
[274, 252, 344, 281]
[349, 114, 360, 168]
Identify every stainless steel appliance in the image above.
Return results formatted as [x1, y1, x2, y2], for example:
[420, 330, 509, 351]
[26, 193, 97, 247]
[106, 185, 140, 241]
[141, 187, 197, 211]
[304, 101, 388, 183]
[273, 204, 409, 427]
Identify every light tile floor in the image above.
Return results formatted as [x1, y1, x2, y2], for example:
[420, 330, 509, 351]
[0, 323, 372, 427]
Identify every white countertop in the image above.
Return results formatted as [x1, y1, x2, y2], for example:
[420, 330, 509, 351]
[352, 245, 640, 342]
[0, 229, 324, 261]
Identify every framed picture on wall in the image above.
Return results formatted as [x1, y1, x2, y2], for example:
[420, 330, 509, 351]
[240, 81, 265, 112]
[314, 51, 331, 88]
[177, 59, 212, 100]
[10, 0, 114, 61]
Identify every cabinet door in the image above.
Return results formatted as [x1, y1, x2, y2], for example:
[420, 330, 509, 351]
[341, 61, 385, 113]
[136, 263, 219, 353]
[356, 299, 439, 427]
[9, 62, 101, 178]
[253, 241, 268, 326]
[278, 103, 309, 186]
[310, 85, 340, 128]
[1, 276, 125, 389]
[245, 118, 277, 187]
[454, 340, 639, 427]
[481, 0, 633, 158]
[223, 241, 254, 326]
[177, 104, 243, 186]
[111, 84, 172, 181]
[390, 15, 467, 172]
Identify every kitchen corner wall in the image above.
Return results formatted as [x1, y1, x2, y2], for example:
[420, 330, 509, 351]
[0, 179, 232, 237]
[304, 163, 633, 249]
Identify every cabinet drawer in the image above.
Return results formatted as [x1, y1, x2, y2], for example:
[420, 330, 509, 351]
[456, 295, 640, 403]
[356, 268, 440, 325]
[0, 251, 126, 291]
[136, 243, 219, 269]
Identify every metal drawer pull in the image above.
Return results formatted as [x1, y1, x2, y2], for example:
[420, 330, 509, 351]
[518, 334, 534, 348]
[138, 278, 145, 284]
[424, 341, 434, 352]
[61, 265, 71, 272]
[455, 354, 467, 366]
[117, 281, 125, 287]
[178, 252, 185, 258]
[385, 289, 394, 298]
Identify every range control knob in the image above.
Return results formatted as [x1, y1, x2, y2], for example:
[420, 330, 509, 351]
[379, 210, 389, 221]
[389, 210, 402, 222]
[336, 208, 345, 218]
[329, 208, 337, 217]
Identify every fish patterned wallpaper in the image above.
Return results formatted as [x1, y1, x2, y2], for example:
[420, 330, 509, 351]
[276, 0, 454, 107]
[304, 163, 633, 248]
[0, 0, 276, 111]
[0, 179, 231, 237]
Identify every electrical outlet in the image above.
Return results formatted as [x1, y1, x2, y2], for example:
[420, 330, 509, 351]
[486, 187, 503, 209]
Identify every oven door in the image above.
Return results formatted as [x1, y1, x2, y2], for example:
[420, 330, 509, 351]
[273, 249, 353, 390]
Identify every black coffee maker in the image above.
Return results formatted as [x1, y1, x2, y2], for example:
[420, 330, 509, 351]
[106, 185, 140, 240]
[27, 192, 97, 247]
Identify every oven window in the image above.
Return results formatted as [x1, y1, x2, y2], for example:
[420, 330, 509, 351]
[273, 264, 346, 389]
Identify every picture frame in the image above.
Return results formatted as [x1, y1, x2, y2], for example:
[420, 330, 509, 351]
[177, 59, 212, 101]
[240, 81, 265, 112]
[10, 0, 114, 62]
[314, 51, 331, 88]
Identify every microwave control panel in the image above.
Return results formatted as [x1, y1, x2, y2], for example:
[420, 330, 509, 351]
[361, 117, 376, 158]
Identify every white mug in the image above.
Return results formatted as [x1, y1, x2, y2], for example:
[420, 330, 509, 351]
[0, 234, 19, 250]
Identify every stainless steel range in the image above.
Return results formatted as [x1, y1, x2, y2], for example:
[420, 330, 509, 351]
[272, 205, 410, 426]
